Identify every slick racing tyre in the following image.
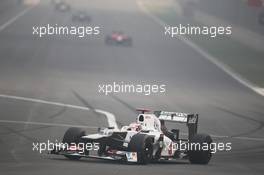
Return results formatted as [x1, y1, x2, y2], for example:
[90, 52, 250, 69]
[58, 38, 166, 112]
[62, 127, 87, 160]
[128, 134, 153, 164]
[188, 134, 212, 164]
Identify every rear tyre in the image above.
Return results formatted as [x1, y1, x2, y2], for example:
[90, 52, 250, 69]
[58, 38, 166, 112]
[128, 134, 153, 164]
[62, 127, 87, 160]
[188, 134, 212, 164]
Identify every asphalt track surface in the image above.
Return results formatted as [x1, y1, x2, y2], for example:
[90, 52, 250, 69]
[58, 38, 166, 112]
[0, 0, 264, 175]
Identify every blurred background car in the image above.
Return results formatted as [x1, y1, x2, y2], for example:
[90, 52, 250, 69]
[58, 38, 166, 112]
[54, 1, 70, 12]
[72, 11, 91, 23]
[105, 31, 132, 46]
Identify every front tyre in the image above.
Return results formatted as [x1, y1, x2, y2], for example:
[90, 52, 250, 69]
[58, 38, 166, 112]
[62, 127, 87, 160]
[188, 134, 212, 164]
[128, 134, 153, 164]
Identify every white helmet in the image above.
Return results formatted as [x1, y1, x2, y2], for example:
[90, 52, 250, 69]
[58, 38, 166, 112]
[128, 122, 142, 132]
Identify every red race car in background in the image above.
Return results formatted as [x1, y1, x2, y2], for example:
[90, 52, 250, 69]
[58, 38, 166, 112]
[105, 31, 132, 46]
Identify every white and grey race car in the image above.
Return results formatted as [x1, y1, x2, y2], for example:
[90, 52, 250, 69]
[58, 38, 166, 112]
[50, 109, 213, 164]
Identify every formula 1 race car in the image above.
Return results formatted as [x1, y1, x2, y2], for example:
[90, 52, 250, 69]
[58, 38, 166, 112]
[105, 32, 132, 46]
[72, 11, 91, 23]
[50, 109, 213, 164]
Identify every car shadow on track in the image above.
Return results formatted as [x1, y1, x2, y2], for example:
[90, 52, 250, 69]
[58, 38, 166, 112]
[48, 157, 190, 166]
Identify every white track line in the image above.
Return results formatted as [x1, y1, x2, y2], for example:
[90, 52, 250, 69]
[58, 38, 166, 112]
[137, 0, 264, 97]
[0, 119, 97, 129]
[0, 94, 118, 129]
[0, 5, 35, 32]
[0, 94, 263, 141]
[137, 1, 264, 142]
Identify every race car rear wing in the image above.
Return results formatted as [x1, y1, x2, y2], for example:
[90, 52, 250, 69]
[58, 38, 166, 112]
[154, 111, 198, 140]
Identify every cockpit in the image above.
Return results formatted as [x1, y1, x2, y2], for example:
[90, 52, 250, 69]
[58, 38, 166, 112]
[136, 114, 161, 132]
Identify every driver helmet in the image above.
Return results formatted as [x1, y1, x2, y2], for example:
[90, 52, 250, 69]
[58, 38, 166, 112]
[128, 122, 142, 132]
